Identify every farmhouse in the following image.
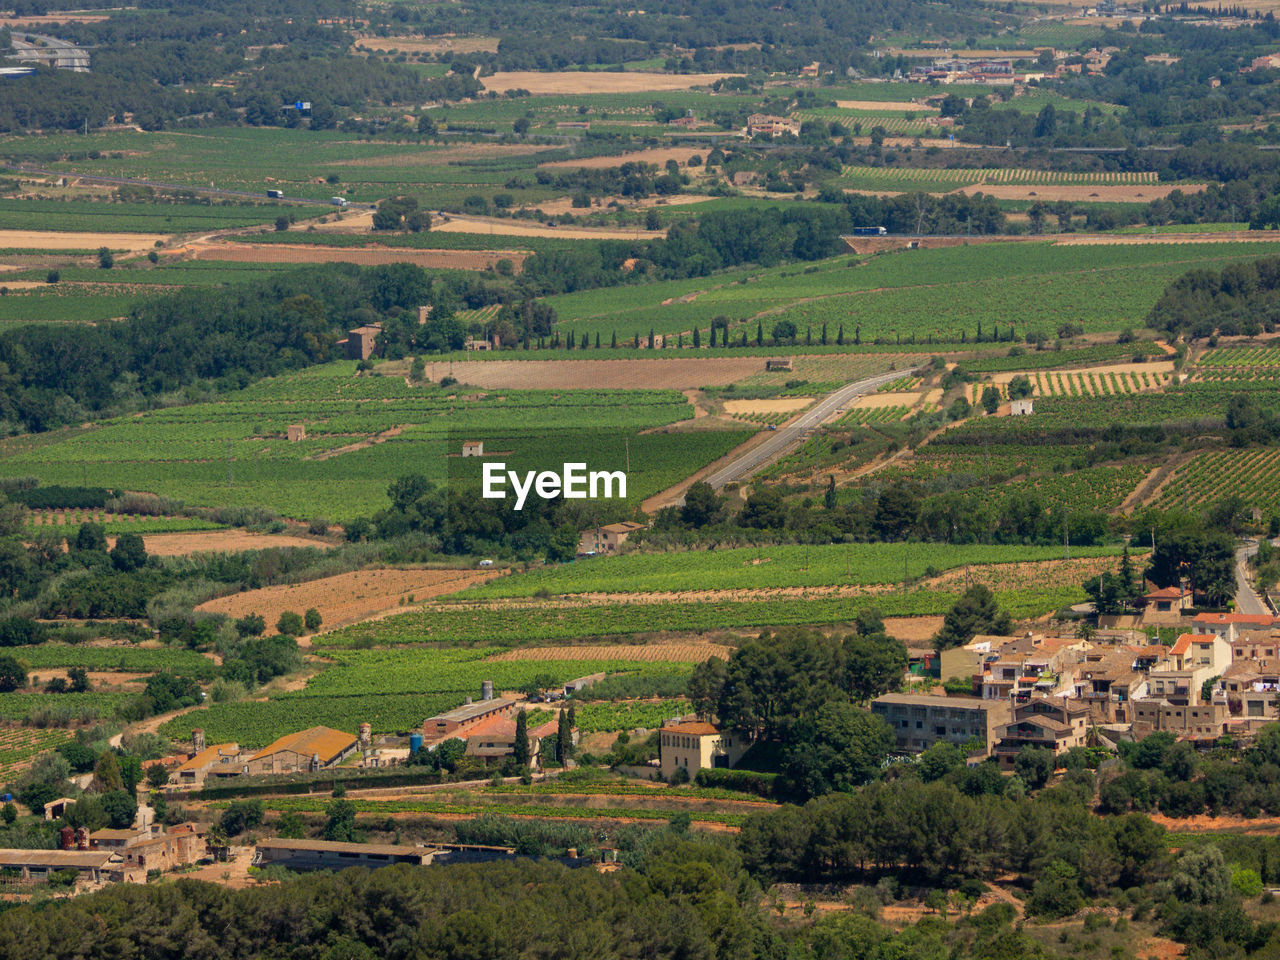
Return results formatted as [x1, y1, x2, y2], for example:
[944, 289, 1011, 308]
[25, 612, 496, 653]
[871, 693, 1012, 755]
[462, 714, 565, 766]
[243, 726, 358, 776]
[1141, 585, 1192, 619]
[746, 114, 801, 138]
[171, 741, 241, 787]
[659, 721, 750, 780]
[0, 849, 127, 884]
[577, 521, 645, 556]
[461, 440, 484, 457]
[344, 323, 382, 360]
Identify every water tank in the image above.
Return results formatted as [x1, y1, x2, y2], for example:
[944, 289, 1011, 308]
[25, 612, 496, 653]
[192, 728, 205, 752]
[358, 722, 372, 751]
[59, 826, 74, 850]
[464, 696, 473, 705]
[310, 753, 320, 772]
[409, 734, 423, 754]
[75, 826, 89, 850]
[481, 680, 494, 701]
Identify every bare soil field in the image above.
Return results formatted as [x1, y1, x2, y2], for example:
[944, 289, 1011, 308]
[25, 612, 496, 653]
[116, 530, 328, 557]
[357, 35, 499, 54]
[541, 147, 711, 170]
[196, 567, 501, 633]
[432, 215, 662, 241]
[421, 356, 769, 390]
[520, 193, 711, 217]
[332, 143, 554, 168]
[1149, 812, 1280, 834]
[722, 397, 813, 416]
[486, 642, 731, 663]
[882, 616, 944, 642]
[836, 99, 935, 111]
[0, 230, 168, 252]
[185, 242, 525, 271]
[481, 71, 739, 95]
[850, 391, 923, 410]
[956, 183, 1207, 203]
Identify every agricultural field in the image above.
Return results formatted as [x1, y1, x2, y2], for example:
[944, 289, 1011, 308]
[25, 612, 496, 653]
[0, 728, 73, 781]
[1152, 449, 1280, 514]
[970, 363, 1174, 401]
[0, 198, 286, 233]
[6, 644, 219, 679]
[1199, 346, 1280, 367]
[466, 542, 1127, 597]
[159, 647, 699, 746]
[838, 166, 1161, 190]
[0, 363, 751, 520]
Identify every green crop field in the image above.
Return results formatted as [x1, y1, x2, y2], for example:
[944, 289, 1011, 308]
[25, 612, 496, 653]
[160, 647, 693, 746]
[0, 198, 286, 233]
[316, 585, 1099, 649]
[7, 644, 219, 679]
[468, 542, 1125, 597]
[0, 362, 752, 520]
[1154, 448, 1280, 515]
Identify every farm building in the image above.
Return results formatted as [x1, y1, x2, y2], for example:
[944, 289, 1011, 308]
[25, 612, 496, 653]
[0, 849, 127, 884]
[765, 358, 793, 371]
[89, 823, 208, 873]
[1009, 398, 1033, 415]
[254, 839, 435, 872]
[564, 672, 605, 695]
[992, 696, 1090, 769]
[746, 114, 801, 138]
[242, 726, 358, 776]
[870, 693, 1011, 755]
[577, 521, 645, 556]
[461, 440, 484, 457]
[424, 688, 516, 740]
[344, 323, 382, 360]
[171, 742, 241, 787]
[287, 424, 306, 442]
[464, 338, 493, 351]
[659, 721, 750, 780]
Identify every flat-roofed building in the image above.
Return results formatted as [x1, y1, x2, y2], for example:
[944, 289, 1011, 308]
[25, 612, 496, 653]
[253, 839, 435, 872]
[871, 693, 1012, 755]
[424, 698, 515, 740]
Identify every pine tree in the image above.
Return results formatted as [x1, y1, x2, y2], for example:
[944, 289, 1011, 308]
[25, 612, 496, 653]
[513, 709, 530, 766]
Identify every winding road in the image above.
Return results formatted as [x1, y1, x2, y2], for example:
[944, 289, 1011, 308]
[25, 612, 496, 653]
[1237, 540, 1274, 617]
[701, 365, 925, 492]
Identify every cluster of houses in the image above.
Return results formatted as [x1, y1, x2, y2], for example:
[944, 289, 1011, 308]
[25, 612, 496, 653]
[0, 823, 208, 887]
[658, 605, 1280, 779]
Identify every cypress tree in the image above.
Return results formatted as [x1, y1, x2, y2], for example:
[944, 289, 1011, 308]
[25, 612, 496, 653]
[648, 328, 655, 349]
[806, 327, 811, 346]
[556, 708, 571, 763]
[595, 332, 600, 349]
[855, 324, 861, 345]
[611, 331, 617, 348]
[756, 321, 763, 346]
[678, 333, 684, 348]
[693, 327, 701, 348]
[633, 333, 640, 348]
[821, 322, 828, 345]
[837, 324, 845, 346]
[740, 330, 748, 348]
[709, 326, 716, 348]
[513, 710, 530, 766]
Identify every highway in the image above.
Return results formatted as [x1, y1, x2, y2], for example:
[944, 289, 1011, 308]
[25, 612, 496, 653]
[701, 365, 924, 492]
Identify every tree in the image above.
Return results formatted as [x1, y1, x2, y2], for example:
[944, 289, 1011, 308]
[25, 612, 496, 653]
[73, 523, 107, 553]
[0, 802, 14, 825]
[304, 608, 323, 632]
[100, 790, 137, 830]
[680, 481, 724, 528]
[145, 763, 169, 791]
[235, 613, 266, 637]
[277, 811, 306, 839]
[323, 798, 358, 842]
[97, 247, 114, 270]
[274, 215, 290, 232]
[556, 708, 571, 764]
[782, 701, 894, 800]
[92, 752, 124, 793]
[220, 799, 265, 836]
[1013, 746, 1056, 789]
[0, 655, 24, 692]
[67, 666, 90, 693]
[1172, 846, 1233, 905]
[63, 794, 107, 831]
[1029, 859, 1082, 917]
[872, 486, 919, 541]
[1147, 527, 1235, 607]
[934, 585, 1012, 655]
[980, 385, 1001, 415]
[108, 532, 147, 572]
[513, 710, 530, 766]
[276, 611, 304, 636]
[844, 631, 907, 701]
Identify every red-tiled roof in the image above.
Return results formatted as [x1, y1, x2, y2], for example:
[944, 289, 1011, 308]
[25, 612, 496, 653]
[663, 721, 719, 736]
[1194, 612, 1278, 625]
[1170, 634, 1193, 656]
[1145, 586, 1190, 600]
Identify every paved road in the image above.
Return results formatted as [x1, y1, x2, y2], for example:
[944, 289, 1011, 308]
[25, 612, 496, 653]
[701, 365, 924, 492]
[1237, 540, 1274, 616]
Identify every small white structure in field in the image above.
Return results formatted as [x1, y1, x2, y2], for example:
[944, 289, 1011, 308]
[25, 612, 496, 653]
[1009, 399, 1034, 416]
[461, 440, 484, 457]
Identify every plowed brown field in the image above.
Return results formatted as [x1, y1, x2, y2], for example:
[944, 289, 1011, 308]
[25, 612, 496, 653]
[486, 642, 730, 662]
[187, 242, 525, 271]
[417, 356, 769, 389]
[197, 568, 501, 634]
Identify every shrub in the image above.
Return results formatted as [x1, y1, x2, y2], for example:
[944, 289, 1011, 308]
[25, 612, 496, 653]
[276, 611, 304, 636]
